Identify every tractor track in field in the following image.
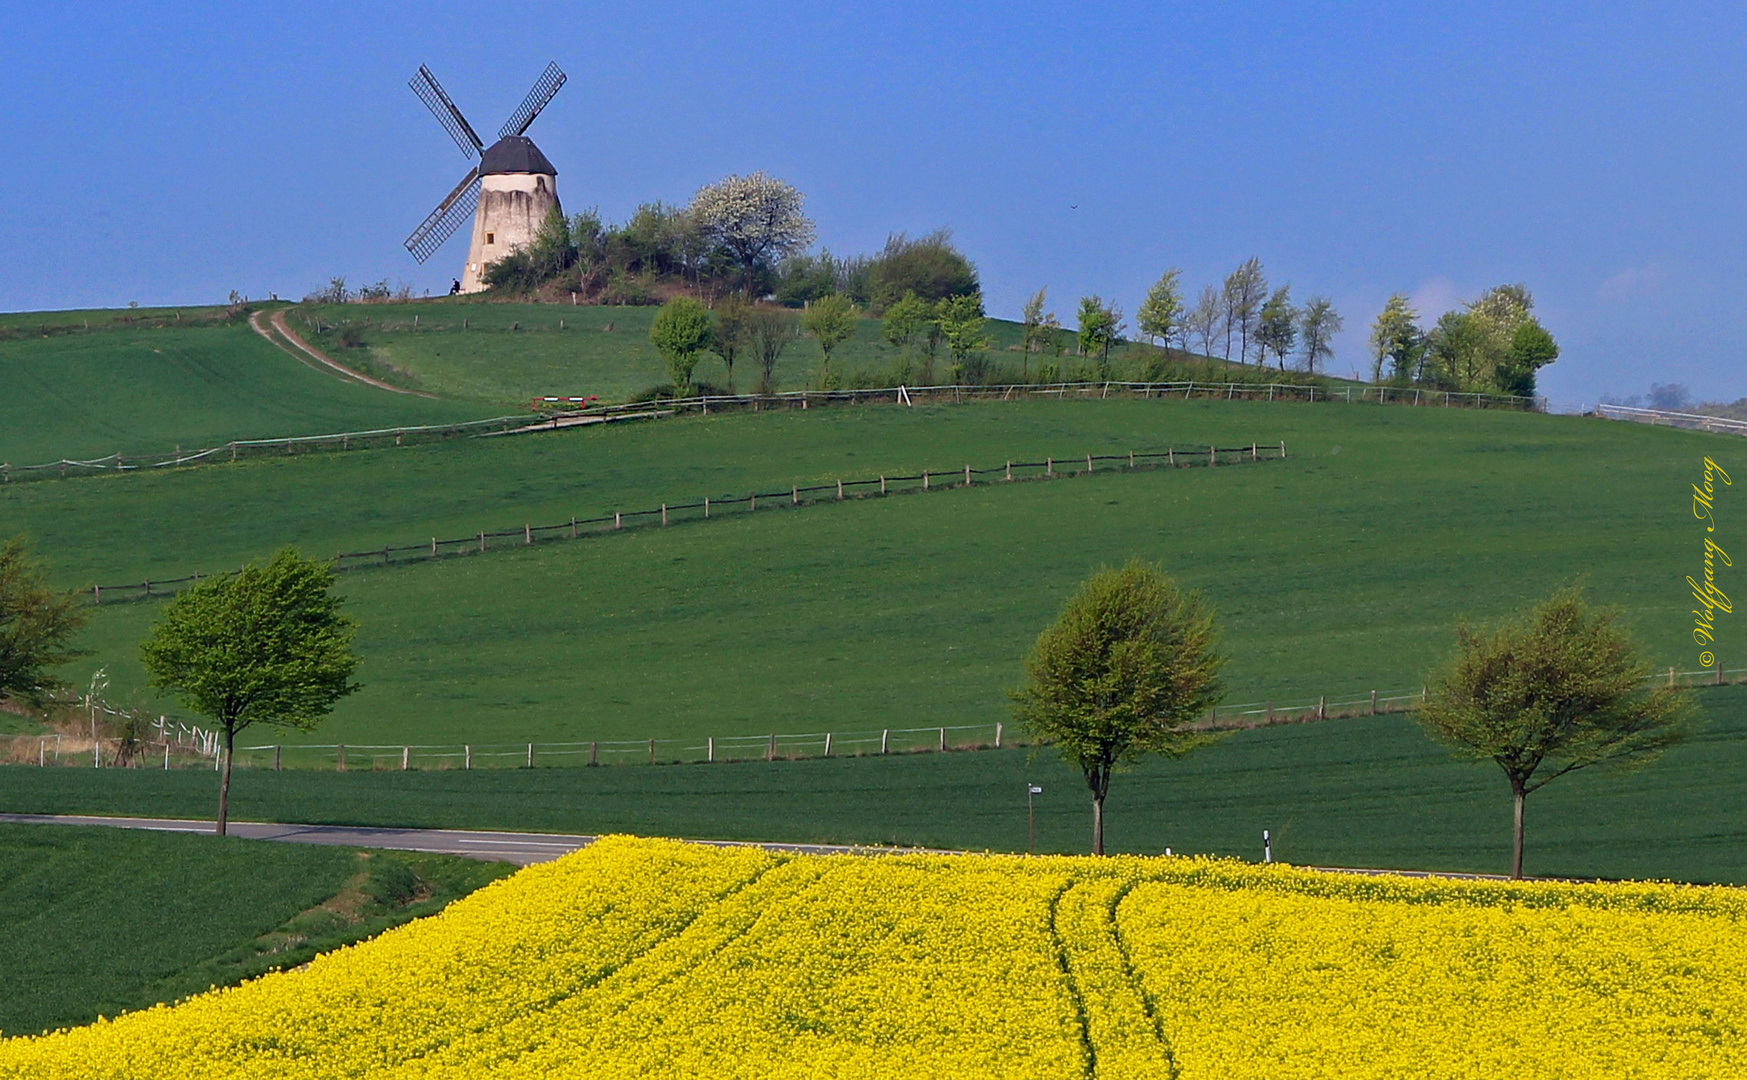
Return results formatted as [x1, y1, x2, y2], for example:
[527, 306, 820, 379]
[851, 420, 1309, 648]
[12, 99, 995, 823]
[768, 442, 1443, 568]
[250, 308, 438, 398]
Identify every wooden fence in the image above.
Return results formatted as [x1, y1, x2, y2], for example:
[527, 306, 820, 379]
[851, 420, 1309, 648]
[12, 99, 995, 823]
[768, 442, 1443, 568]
[83, 443, 1286, 604]
[1, 378, 1541, 486]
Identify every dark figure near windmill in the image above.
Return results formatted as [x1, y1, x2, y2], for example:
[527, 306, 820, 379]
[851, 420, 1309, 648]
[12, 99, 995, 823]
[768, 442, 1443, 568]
[450, 278, 462, 296]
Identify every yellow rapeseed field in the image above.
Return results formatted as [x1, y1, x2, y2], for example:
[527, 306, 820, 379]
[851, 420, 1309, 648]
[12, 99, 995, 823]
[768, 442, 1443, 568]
[3, 836, 1744, 1078]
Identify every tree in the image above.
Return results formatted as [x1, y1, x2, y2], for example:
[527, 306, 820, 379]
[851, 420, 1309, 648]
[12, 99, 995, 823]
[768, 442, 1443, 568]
[1255, 286, 1298, 370]
[937, 292, 990, 368]
[881, 290, 931, 357]
[748, 306, 798, 394]
[0, 537, 88, 706]
[1368, 294, 1425, 383]
[1187, 285, 1222, 360]
[689, 172, 816, 295]
[865, 229, 980, 311]
[1297, 297, 1342, 374]
[1076, 295, 1124, 367]
[1418, 586, 1694, 879]
[1499, 319, 1559, 397]
[1136, 269, 1184, 351]
[140, 550, 359, 835]
[803, 293, 859, 376]
[1221, 258, 1267, 363]
[1013, 562, 1225, 855]
[649, 296, 714, 393]
[712, 294, 752, 393]
[1424, 309, 1487, 390]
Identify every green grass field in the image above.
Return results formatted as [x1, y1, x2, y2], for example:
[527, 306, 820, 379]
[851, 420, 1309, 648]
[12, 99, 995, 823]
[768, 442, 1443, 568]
[0, 318, 488, 465]
[10, 398, 1735, 745]
[5, 684, 1744, 884]
[0, 822, 511, 1035]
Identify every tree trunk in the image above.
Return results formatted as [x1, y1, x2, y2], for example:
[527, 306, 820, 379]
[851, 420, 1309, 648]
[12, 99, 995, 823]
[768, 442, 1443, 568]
[1091, 794, 1105, 856]
[1510, 780, 1526, 880]
[217, 724, 235, 836]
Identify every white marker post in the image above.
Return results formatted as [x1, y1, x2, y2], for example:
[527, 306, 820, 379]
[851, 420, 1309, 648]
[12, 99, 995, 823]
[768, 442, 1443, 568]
[1263, 829, 1272, 864]
[1028, 785, 1043, 854]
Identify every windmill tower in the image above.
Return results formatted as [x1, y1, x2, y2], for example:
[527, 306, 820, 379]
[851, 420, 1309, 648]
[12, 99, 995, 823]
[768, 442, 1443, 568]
[404, 63, 567, 293]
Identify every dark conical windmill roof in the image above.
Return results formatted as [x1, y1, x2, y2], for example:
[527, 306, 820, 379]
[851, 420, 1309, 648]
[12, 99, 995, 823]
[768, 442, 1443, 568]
[480, 135, 557, 176]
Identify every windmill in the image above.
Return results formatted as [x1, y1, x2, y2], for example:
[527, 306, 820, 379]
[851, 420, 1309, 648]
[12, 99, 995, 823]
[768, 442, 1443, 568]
[404, 62, 567, 293]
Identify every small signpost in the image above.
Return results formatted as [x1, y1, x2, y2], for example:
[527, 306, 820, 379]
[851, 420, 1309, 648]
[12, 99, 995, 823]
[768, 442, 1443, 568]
[1028, 784, 1043, 854]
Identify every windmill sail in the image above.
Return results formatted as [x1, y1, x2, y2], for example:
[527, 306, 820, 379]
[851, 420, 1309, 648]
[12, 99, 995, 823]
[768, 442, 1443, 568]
[410, 65, 484, 158]
[404, 167, 481, 263]
[499, 62, 567, 139]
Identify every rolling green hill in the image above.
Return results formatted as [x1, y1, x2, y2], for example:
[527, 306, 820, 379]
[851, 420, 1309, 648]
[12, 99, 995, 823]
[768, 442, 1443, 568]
[0, 315, 489, 465]
[7, 397, 1734, 746]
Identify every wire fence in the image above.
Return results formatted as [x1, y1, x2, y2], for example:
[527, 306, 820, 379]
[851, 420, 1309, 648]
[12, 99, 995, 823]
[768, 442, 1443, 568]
[1, 379, 1542, 486]
[82, 443, 1286, 604]
[20, 665, 1741, 772]
[1595, 403, 1747, 437]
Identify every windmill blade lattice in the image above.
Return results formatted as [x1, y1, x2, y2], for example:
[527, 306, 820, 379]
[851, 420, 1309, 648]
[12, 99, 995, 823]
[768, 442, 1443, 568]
[498, 62, 567, 139]
[404, 167, 481, 263]
[409, 65, 484, 158]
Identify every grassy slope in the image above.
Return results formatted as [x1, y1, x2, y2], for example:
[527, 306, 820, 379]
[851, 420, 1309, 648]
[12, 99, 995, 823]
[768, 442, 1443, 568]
[291, 299, 1271, 405]
[3, 684, 1744, 883]
[0, 823, 512, 1035]
[16, 399, 1736, 744]
[0, 319, 490, 464]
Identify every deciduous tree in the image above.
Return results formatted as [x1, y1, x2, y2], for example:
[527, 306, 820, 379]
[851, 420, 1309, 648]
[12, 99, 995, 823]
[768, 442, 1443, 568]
[1222, 258, 1267, 363]
[1187, 285, 1223, 360]
[649, 296, 714, 393]
[937, 293, 990, 368]
[803, 293, 859, 384]
[1418, 586, 1693, 879]
[0, 537, 87, 706]
[1136, 270, 1184, 351]
[1013, 562, 1225, 855]
[712, 294, 752, 392]
[1368, 294, 1425, 383]
[1076, 295, 1124, 368]
[749, 306, 799, 394]
[689, 172, 816, 296]
[1255, 286, 1297, 370]
[141, 550, 360, 835]
[1297, 297, 1342, 374]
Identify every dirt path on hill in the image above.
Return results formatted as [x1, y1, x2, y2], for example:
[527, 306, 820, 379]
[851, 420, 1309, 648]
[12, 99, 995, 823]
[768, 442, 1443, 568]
[249, 308, 437, 398]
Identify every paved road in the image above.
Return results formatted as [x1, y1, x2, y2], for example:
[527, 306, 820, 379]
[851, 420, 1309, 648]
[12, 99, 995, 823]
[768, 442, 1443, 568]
[0, 813, 1576, 882]
[0, 814, 938, 865]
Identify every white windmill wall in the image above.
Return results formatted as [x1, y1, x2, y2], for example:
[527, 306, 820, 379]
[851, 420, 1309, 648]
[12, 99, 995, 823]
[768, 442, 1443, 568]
[459, 173, 561, 293]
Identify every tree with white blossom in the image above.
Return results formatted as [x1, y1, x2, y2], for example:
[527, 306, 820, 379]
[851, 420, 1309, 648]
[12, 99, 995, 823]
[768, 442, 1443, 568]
[689, 172, 816, 296]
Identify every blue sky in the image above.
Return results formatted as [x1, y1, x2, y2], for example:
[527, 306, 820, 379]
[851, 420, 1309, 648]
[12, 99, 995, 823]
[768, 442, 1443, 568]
[2, 0, 1742, 408]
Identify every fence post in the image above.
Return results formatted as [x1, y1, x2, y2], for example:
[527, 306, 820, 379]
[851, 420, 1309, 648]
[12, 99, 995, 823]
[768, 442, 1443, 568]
[478, 532, 485, 552]
[939, 727, 947, 752]
[708, 736, 714, 763]
[93, 585, 101, 604]
[431, 537, 438, 557]
[525, 524, 532, 545]
[571, 516, 578, 538]
[1370, 690, 1377, 715]
[704, 498, 711, 518]
[923, 472, 929, 490]
[767, 733, 776, 762]
[1006, 461, 1013, 481]
[1280, 440, 1286, 458]
[275, 744, 282, 771]
[1046, 457, 1053, 477]
[465, 744, 472, 770]
[964, 464, 972, 486]
[837, 479, 844, 500]
[1168, 448, 1175, 466]
[1251, 443, 1258, 461]
[527, 743, 534, 768]
[823, 732, 833, 756]
[791, 486, 799, 505]
[1209, 445, 1216, 466]
[589, 741, 597, 766]
[995, 721, 1003, 749]
[162, 741, 169, 769]
[661, 503, 669, 525]
[402, 746, 410, 770]
[880, 476, 886, 494]
[1266, 702, 1274, 723]
[648, 738, 655, 765]
[1317, 696, 1325, 720]
[615, 511, 622, 529]
[1086, 453, 1093, 473]
[1129, 450, 1135, 468]
[337, 744, 346, 772]
[881, 728, 890, 754]
[1720, 659, 1726, 686]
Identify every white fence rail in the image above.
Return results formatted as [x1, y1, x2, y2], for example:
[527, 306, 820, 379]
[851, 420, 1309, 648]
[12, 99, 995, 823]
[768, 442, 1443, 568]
[1595, 403, 1747, 436]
